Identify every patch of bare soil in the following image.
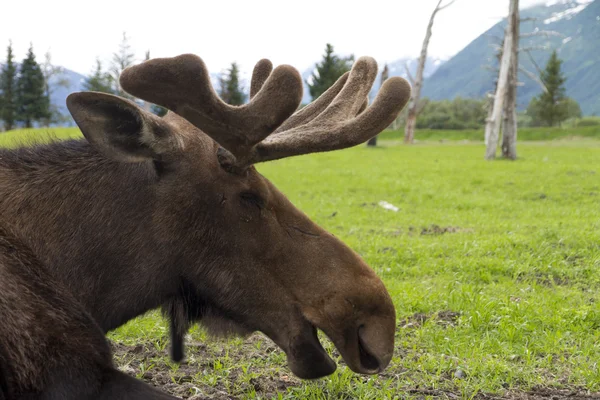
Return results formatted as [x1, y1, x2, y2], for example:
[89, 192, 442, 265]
[109, 334, 301, 399]
[398, 310, 461, 329]
[403, 387, 600, 399]
[418, 224, 474, 236]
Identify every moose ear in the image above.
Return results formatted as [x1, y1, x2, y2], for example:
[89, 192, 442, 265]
[66, 92, 182, 163]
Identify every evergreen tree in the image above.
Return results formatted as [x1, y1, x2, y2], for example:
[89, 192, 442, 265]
[307, 43, 354, 101]
[110, 32, 135, 98]
[41, 50, 70, 126]
[526, 50, 576, 127]
[0, 41, 18, 131]
[218, 62, 246, 105]
[16, 44, 50, 128]
[83, 59, 115, 94]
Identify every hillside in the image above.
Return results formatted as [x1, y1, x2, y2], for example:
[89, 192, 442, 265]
[421, 0, 600, 115]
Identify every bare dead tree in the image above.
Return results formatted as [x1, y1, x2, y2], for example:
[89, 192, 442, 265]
[484, 0, 518, 160]
[501, 1, 519, 160]
[404, 0, 456, 144]
[484, 1, 561, 159]
[367, 64, 389, 147]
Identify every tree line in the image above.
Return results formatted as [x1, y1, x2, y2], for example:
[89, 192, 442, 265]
[0, 26, 584, 139]
[0, 42, 53, 131]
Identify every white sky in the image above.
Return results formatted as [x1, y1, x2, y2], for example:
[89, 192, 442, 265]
[2, 0, 547, 75]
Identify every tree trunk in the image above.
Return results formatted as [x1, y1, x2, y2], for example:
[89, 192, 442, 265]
[368, 64, 389, 147]
[501, 4, 519, 160]
[485, 0, 518, 160]
[404, 0, 455, 144]
[404, 109, 417, 144]
[485, 94, 494, 147]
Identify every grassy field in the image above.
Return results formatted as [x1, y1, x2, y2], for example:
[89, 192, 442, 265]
[2, 123, 600, 148]
[2, 128, 600, 399]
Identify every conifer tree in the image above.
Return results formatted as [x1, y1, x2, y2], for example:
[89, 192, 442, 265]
[307, 43, 354, 101]
[0, 41, 18, 131]
[41, 50, 70, 126]
[526, 50, 577, 127]
[110, 32, 135, 98]
[218, 62, 246, 105]
[16, 44, 50, 128]
[83, 59, 115, 94]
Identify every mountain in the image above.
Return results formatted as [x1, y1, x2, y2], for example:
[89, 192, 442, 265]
[49, 68, 86, 124]
[421, 0, 600, 115]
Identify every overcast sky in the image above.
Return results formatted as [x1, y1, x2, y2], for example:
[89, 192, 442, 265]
[2, 0, 548, 75]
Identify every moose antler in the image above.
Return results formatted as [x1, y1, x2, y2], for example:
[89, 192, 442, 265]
[119, 54, 303, 160]
[120, 54, 411, 167]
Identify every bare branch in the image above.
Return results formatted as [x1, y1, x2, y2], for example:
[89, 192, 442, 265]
[524, 49, 544, 76]
[437, 0, 457, 12]
[404, 0, 456, 143]
[519, 17, 539, 22]
[489, 43, 503, 52]
[519, 45, 550, 52]
[520, 30, 564, 38]
[519, 66, 548, 93]
[404, 61, 416, 86]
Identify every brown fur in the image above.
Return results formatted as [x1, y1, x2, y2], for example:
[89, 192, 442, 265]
[0, 224, 176, 399]
[0, 53, 410, 394]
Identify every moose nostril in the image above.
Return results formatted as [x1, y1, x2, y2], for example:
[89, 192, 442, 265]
[357, 326, 381, 372]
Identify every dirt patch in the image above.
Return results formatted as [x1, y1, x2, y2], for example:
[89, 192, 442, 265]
[399, 310, 461, 329]
[109, 334, 301, 399]
[378, 247, 398, 254]
[493, 387, 600, 400]
[515, 272, 570, 287]
[418, 225, 473, 236]
[368, 225, 474, 237]
[402, 387, 600, 400]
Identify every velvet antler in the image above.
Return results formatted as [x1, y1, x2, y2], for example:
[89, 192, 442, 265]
[119, 54, 302, 160]
[120, 54, 411, 168]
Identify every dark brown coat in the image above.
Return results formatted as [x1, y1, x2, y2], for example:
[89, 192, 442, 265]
[0, 224, 177, 399]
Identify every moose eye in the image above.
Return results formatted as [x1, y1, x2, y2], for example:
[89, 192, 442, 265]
[239, 192, 265, 209]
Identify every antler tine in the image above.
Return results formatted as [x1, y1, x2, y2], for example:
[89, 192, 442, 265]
[246, 57, 411, 165]
[272, 71, 349, 134]
[119, 54, 302, 159]
[250, 59, 273, 99]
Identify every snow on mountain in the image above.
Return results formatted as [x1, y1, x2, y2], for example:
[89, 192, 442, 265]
[543, 0, 594, 23]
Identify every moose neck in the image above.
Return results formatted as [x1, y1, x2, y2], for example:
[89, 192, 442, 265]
[0, 139, 178, 332]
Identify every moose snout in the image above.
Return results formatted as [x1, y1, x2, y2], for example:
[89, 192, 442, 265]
[355, 321, 394, 374]
[310, 280, 396, 376]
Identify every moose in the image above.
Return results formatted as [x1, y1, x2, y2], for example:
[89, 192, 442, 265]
[0, 53, 411, 398]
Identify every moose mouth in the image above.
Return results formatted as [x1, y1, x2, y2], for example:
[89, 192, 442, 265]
[283, 319, 386, 380]
[189, 298, 388, 379]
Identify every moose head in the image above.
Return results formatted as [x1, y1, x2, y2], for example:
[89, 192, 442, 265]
[65, 54, 411, 380]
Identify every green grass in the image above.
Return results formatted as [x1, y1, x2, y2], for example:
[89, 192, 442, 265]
[2, 123, 600, 148]
[3, 128, 600, 398]
[0, 127, 82, 148]
[378, 125, 600, 142]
